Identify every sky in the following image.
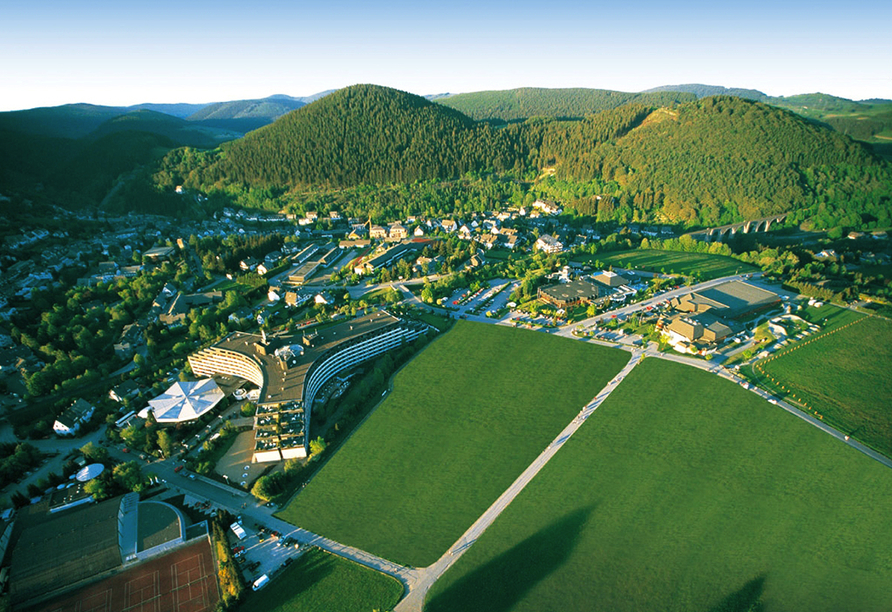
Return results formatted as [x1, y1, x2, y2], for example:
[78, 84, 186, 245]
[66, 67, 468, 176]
[1, 0, 890, 111]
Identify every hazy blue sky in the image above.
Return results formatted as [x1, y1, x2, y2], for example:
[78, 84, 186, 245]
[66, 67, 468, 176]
[1, 0, 889, 110]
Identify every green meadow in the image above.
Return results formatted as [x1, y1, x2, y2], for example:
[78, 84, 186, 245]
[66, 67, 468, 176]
[278, 321, 628, 566]
[573, 249, 757, 280]
[428, 358, 892, 612]
[760, 314, 892, 456]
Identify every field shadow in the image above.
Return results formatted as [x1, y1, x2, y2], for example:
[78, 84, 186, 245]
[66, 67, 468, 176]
[425, 506, 594, 612]
[707, 574, 767, 612]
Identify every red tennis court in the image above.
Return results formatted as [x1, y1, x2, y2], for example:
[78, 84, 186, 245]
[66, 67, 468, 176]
[27, 538, 219, 612]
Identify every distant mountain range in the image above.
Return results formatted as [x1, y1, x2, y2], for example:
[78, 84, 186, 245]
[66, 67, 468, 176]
[641, 84, 769, 101]
[0, 91, 336, 140]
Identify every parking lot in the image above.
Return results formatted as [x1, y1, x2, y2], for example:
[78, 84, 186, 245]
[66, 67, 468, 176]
[215, 431, 264, 487]
[228, 516, 302, 584]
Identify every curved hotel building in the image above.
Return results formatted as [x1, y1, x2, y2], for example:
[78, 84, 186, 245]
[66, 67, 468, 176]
[189, 311, 428, 462]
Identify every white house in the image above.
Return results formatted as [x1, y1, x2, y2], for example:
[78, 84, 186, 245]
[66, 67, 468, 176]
[535, 234, 564, 254]
[53, 399, 95, 436]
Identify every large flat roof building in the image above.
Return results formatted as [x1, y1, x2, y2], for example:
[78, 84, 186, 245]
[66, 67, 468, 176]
[189, 311, 428, 462]
[671, 280, 780, 319]
[538, 279, 609, 309]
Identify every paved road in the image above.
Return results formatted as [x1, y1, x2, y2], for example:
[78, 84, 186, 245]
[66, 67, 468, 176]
[394, 350, 645, 611]
[162, 462, 420, 593]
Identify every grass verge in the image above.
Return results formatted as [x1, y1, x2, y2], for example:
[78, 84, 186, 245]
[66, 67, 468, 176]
[240, 547, 402, 612]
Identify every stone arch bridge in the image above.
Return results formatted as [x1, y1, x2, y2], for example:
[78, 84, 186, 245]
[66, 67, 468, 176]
[687, 213, 788, 242]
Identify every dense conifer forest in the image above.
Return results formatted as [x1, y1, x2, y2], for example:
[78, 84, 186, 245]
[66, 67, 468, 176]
[154, 85, 891, 230]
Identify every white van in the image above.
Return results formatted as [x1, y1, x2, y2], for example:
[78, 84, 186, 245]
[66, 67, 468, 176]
[252, 574, 270, 591]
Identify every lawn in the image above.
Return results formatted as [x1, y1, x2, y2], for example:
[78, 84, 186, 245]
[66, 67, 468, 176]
[407, 309, 455, 332]
[572, 249, 757, 280]
[796, 302, 862, 331]
[427, 358, 892, 612]
[759, 314, 892, 456]
[241, 547, 402, 612]
[277, 321, 629, 567]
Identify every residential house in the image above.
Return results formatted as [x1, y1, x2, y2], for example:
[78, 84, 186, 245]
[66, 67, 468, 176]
[533, 199, 562, 215]
[143, 246, 175, 262]
[475, 234, 499, 250]
[389, 224, 408, 239]
[109, 380, 139, 403]
[160, 291, 224, 326]
[114, 322, 144, 359]
[534, 234, 564, 253]
[370, 225, 388, 240]
[239, 257, 259, 271]
[53, 399, 95, 436]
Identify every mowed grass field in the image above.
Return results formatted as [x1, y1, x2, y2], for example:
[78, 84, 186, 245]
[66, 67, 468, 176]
[572, 249, 757, 280]
[427, 359, 892, 612]
[278, 321, 629, 566]
[241, 547, 402, 612]
[760, 314, 892, 456]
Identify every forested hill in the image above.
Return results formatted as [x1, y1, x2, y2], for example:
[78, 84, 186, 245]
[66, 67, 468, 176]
[185, 95, 308, 133]
[532, 96, 890, 227]
[179, 84, 519, 187]
[436, 87, 697, 122]
[158, 89, 891, 230]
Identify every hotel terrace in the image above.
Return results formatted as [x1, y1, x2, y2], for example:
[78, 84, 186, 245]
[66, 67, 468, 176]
[189, 311, 428, 462]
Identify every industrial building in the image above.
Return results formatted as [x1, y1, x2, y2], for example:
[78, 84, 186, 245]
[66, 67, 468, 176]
[189, 311, 428, 462]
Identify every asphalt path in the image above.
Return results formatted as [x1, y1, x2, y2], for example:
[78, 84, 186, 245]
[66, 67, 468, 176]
[393, 350, 646, 611]
[161, 462, 420, 593]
